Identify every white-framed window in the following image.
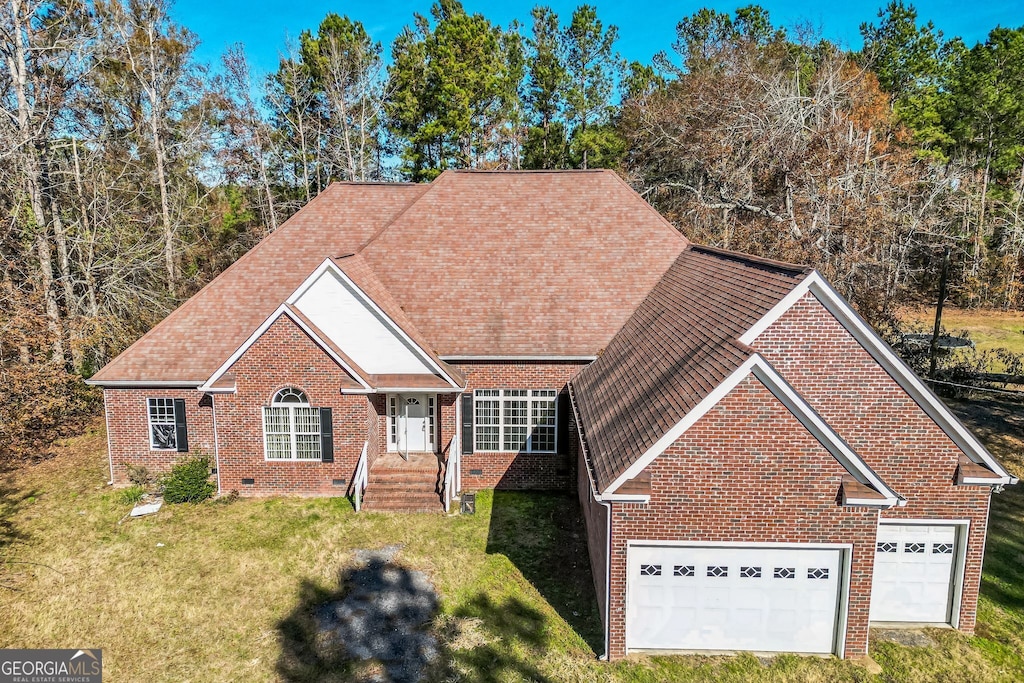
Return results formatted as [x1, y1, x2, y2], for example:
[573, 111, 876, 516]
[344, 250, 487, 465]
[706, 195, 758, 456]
[147, 398, 178, 450]
[474, 389, 557, 453]
[262, 387, 321, 461]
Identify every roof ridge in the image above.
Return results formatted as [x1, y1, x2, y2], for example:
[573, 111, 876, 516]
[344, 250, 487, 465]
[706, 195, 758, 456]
[605, 171, 691, 248]
[354, 175, 440, 254]
[688, 244, 813, 276]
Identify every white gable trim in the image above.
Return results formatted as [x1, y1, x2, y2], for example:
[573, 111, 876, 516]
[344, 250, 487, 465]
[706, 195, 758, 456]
[199, 304, 373, 392]
[288, 259, 462, 389]
[603, 354, 900, 507]
[740, 272, 1015, 485]
[600, 354, 760, 495]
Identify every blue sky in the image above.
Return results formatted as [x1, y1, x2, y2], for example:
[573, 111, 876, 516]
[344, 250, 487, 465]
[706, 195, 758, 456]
[172, 0, 1022, 77]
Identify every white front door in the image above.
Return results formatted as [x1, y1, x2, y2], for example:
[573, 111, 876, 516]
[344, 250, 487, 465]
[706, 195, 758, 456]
[870, 524, 958, 623]
[626, 545, 843, 654]
[398, 394, 430, 452]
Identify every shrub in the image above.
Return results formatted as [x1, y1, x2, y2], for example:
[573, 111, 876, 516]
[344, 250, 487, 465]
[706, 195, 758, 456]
[117, 485, 145, 506]
[161, 454, 215, 504]
[124, 463, 152, 488]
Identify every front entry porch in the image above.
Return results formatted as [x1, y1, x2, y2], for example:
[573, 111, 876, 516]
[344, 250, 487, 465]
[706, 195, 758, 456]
[361, 450, 446, 513]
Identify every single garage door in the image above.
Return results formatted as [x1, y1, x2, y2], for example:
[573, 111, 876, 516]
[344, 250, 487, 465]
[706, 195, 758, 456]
[626, 545, 844, 654]
[870, 524, 957, 623]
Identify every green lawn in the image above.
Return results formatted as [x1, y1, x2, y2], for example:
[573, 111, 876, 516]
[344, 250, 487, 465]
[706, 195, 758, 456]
[1, 409, 1023, 681]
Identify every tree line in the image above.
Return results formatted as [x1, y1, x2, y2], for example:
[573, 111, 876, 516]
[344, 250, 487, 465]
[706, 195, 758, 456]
[2, 0, 1023, 460]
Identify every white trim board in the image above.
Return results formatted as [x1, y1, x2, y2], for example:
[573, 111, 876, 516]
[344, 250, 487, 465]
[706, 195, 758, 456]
[199, 304, 373, 393]
[440, 355, 598, 362]
[740, 272, 1015, 485]
[603, 354, 901, 507]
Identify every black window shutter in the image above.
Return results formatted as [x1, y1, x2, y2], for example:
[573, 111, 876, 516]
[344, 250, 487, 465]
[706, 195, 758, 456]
[557, 391, 570, 454]
[173, 398, 189, 452]
[320, 407, 334, 462]
[461, 393, 474, 455]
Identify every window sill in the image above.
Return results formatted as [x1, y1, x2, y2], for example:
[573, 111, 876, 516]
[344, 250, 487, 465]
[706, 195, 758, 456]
[263, 458, 325, 463]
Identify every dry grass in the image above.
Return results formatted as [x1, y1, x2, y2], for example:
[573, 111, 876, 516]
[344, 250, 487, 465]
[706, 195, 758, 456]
[1, 413, 1024, 681]
[902, 307, 1024, 355]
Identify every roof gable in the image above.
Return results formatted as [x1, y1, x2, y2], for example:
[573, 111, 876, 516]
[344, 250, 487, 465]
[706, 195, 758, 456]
[741, 273, 1015, 485]
[288, 260, 439, 377]
[570, 246, 811, 492]
[90, 183, 427, 384]
[579, 354, 899, 506]
[200, 259, 463, 393]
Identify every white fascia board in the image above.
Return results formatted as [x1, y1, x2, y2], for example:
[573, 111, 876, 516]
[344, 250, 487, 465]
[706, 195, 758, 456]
[85, 379, 204, 388]
[603, 354, 900, 507]
[741, 271, 1014, 485]
[598, 493, 651, 504]
[601, 355, 762, 496]
[199, 304, 373, 392]
[440, 355, 599, 362]
[750, 360, 900, 506]
[961, 476, 1007, 485]
[290, 259, 462, 390]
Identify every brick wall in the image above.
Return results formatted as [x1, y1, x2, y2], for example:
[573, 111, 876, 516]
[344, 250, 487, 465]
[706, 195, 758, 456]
[453, 360, 586, 490]
[577, 449, 609, 626]
[606, 374, 880, 659]
[104, 388, 216, 485]
[212, 315, 369, 496]
[753, 292, 993, 632]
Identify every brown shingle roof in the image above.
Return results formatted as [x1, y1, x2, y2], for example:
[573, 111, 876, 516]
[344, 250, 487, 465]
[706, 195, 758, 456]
[93, 171, 686, 383]
[359, 170, 688, 356]
[332, 254, 465, 387]
[92, 183, 427, 383]
[570, 245, 811, 493]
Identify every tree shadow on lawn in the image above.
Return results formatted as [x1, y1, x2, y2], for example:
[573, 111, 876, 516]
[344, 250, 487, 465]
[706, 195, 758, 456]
[276, 551, 553, 683]
[0, 481, 37, 551]
[484, 490, 604, 655]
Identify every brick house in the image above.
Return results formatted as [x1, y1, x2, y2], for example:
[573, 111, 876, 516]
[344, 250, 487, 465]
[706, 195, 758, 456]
[89, 170, 1015, 661]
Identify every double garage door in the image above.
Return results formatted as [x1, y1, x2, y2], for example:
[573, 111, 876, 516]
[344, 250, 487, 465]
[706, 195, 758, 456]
[626, 545, 844, 654]
[627, 527, 960, 655]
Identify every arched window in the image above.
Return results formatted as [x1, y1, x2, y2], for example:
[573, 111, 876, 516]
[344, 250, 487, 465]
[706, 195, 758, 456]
[272, 387, 308, 405]
[263, 387, 321, 460]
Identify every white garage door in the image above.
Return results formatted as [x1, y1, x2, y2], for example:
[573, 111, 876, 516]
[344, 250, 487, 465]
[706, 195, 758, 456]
[870, 524, 957, 623]
[626, 545, 844, 654]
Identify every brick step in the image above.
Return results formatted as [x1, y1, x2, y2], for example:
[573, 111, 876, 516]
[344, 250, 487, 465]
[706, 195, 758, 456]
[360, 493, 440, 505]
[370, 481, 442, 491]
[366, 471, 438, 481]
[368, 475, 440, 485]
[361, 495, 444, 512]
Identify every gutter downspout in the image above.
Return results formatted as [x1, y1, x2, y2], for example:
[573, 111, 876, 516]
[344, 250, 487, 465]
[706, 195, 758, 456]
[598, 495, 612, 661]
[211, 394, 222, 495]
[569, 383, 612, 661]
[103, 391, 114, 485]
